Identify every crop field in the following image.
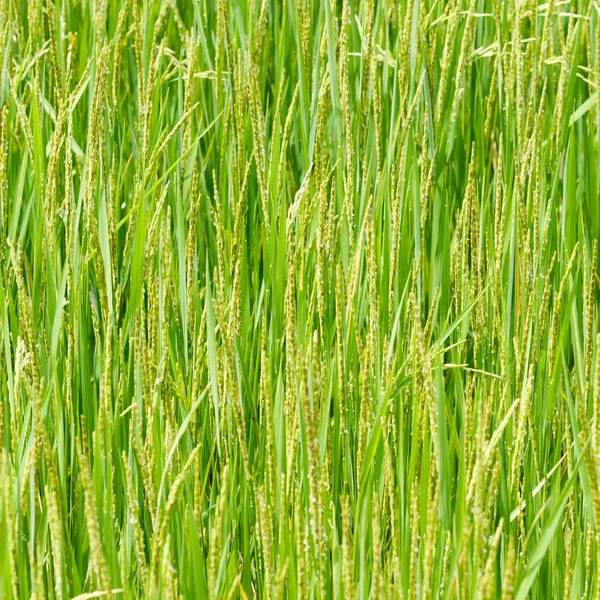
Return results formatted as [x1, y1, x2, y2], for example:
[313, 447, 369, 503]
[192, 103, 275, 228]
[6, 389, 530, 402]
[1, 0, 600, 598]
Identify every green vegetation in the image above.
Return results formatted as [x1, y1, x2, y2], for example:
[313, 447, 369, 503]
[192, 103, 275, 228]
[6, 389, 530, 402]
[0, 0, 599, 597]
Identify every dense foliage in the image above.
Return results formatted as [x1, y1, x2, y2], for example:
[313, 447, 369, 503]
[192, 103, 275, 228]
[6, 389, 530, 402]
[1, 0, 600, 598]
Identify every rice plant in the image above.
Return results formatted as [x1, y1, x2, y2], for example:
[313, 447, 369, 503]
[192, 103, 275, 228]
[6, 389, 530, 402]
[0, 0, 599, 597]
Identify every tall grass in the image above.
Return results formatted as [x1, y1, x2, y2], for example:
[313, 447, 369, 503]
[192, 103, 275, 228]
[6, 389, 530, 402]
[0, 0, 599, 597]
